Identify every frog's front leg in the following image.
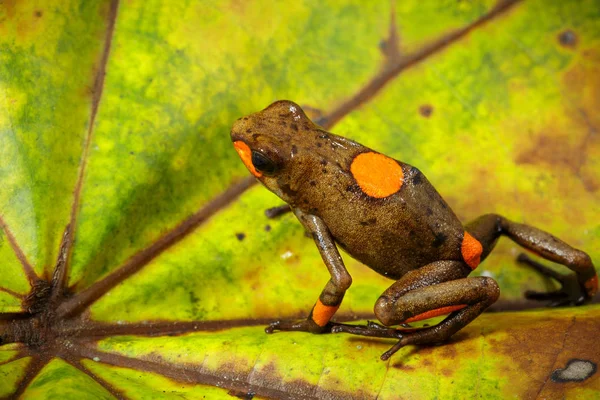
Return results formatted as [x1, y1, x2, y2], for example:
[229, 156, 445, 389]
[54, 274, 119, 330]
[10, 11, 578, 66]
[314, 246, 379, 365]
[266, 209, 352, 334]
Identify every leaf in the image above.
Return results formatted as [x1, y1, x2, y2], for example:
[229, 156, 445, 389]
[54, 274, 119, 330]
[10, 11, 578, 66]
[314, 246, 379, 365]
[0, 0, 599, 399]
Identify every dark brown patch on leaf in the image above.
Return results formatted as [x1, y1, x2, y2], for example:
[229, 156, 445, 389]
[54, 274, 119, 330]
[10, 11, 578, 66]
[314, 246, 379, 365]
[419, 104, 433, 118]
[236, 232, 246, 241]
[515, 132, 598, 193]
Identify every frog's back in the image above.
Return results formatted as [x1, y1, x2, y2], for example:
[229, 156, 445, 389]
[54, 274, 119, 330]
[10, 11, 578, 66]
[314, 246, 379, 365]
[297, 153, 465, 280]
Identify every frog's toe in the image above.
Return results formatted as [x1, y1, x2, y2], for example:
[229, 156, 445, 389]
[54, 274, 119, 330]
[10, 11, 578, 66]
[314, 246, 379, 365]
[381, 339, 406, 361]
[367, 321, 389, 330]
[330, 323, 402, 338]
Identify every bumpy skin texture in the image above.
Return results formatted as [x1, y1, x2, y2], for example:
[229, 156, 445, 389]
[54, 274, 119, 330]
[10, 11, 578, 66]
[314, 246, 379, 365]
[231, 100, 598, 360]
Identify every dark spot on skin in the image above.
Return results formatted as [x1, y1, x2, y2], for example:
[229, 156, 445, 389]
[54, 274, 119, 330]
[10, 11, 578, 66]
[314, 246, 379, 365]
[438, 199, 448, 209]
[264, 225, 271, 232]
[432, 232, 448, 248]
[252, 133, 260, 140]
[359, 218, 377, 226]
[551, 359, 596, 383]
[322, 169, 327, 174]
[320, 159, 328, 166]
[243, 117, 248, 121]
[309, 208, 319, 214]
[412, 169, 423, 185]
[280, 121, 286, 126]
[235, 233, 245, 241]
[316, 143, 322, 148]
[280, 184, 298, 197]
[419, 104, 433, 118]
[291, 145, 298, 156]
[310, 181, 316, 186]
[426, 207, 433, 216]
[246, 129, 252, 133]
[291, 123, 298, 131]
[558, 29, 577, 48]
[35, 10, 43, 17]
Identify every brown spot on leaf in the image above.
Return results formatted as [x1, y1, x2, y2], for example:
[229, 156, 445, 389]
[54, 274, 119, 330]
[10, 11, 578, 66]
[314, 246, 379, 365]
[235, 232, 245, 241]
[515, 133, 598, 193]
[558, 29, 577, 48]
[419, 104, 434, 118]
[34, 10, 43, 17]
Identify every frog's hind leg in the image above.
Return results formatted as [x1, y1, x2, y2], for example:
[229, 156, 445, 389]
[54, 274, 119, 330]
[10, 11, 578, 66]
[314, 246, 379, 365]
[332, 260, 500, 360]
[465, 213, 597, 305]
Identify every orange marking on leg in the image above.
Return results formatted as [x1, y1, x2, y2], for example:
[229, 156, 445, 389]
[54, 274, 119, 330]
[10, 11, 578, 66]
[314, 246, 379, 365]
[233, 141, 262, 178]
[462, 231, 483, 269]
[350, 152, 403, 198]
[312, 299, 340, 327]
[405, 304, 467, 323]
[584, 275, 598, 298]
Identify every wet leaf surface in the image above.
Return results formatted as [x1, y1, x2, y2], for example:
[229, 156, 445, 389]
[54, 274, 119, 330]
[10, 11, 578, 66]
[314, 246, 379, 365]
[0, 0, 598, 398]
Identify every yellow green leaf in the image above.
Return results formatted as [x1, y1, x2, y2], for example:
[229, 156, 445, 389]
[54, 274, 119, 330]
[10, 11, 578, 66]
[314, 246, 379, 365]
[0, 0, 598, 398]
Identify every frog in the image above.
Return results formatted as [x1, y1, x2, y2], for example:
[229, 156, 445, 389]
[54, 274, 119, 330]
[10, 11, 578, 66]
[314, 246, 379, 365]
[230, 100, 598, 360]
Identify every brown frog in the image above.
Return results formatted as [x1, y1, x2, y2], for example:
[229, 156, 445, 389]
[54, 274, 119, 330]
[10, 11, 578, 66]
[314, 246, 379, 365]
[230, 100, 597, 360]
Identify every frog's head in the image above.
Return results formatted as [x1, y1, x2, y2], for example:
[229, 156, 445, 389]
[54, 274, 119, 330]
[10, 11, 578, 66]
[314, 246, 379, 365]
[230, 100, 317, 203]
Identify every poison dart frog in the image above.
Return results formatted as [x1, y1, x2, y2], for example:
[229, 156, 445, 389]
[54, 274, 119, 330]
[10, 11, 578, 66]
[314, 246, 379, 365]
[231, 100, 598, 360]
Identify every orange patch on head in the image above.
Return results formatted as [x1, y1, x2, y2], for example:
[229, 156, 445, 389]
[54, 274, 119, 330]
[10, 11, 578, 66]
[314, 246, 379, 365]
[312, 299, 339, 327]
[584, 275, 598, 298]
[233, 141, 262, 177]
[461, 231, 483, 270]
[405, 304, 467, 323]
[350, 152, 403, 198]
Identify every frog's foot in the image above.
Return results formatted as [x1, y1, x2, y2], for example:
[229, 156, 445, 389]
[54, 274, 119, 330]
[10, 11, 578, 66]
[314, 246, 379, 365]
[265, 319, 310, 333]
[265, 319, 349, 334]
[331, 323, 414, 360]
[331, 322, 403, 339]
[517, 253, 587, 306]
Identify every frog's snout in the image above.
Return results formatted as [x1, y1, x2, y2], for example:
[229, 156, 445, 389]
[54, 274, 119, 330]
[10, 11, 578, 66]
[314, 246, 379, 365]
[230, 118, 245, 141]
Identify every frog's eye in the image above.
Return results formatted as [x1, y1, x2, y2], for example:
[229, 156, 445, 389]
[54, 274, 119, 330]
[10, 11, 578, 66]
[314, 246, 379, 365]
[251, 151, 278, 175]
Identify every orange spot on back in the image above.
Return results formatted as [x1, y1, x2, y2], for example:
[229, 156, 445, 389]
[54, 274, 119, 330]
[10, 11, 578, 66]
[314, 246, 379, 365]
[462, 231, 483, 269]
[405, 304, 467, 323]
[350, 152, 403, 198]
[585, 275, 598, 298]
[312, 299, 339, 327]
[233, 141, 261, 178]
